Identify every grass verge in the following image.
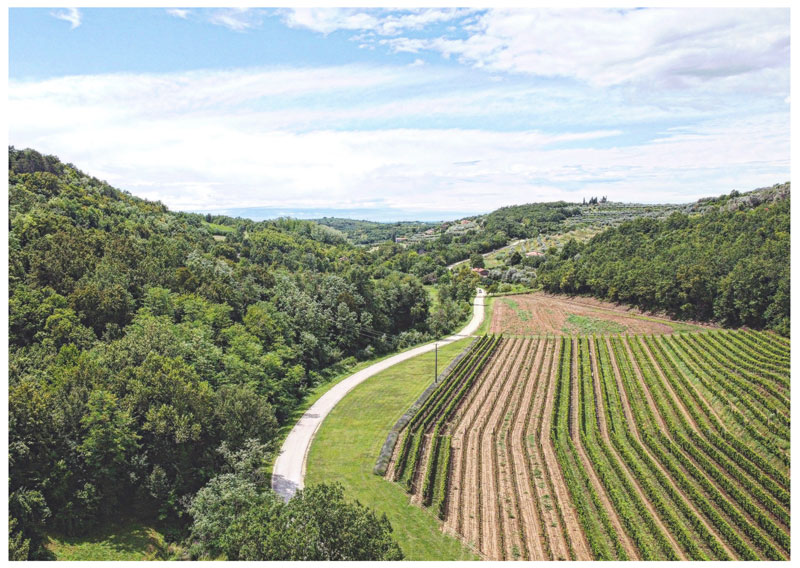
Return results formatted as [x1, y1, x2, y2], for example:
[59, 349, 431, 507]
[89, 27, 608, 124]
[474, 296, 495, 336]
[46, 521, 180, 561]
[305, 338, 478, 561]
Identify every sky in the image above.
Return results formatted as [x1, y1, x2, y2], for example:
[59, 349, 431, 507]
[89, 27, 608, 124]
[7, 7, 791, 221]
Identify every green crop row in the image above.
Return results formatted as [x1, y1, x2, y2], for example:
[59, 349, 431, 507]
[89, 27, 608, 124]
[711, 332, 790, 381]
[741, 329, 790, 360]
[551, 337, 624, 560]
[627, 337, 783, 560]
[611, 337, 759, 560]
[658, 335, 790, 465]
[594, 338, 708, 560]
[607, 337, 730, 560]
[680, 334, 789, 423]
[576, 338, 674, 560]
[435, 436, 452, 519]
[690, 333, 789, 411]
[648, 336, 791, 510]
[666, 335, 791, 474]
[422, 426, 442, 506]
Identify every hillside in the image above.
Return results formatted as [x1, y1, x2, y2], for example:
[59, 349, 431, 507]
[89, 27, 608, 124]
[535, 183, 790, 334]
[7, 147, 464, 559]
[7, 146, 790, 560]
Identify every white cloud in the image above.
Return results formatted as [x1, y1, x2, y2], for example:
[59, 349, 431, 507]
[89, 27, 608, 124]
[51, 8, 81, 29]
[166, 8, 191, 20]
[282, 8, 471, 36]
[207, 8, 263, 32]
[284, 8, 789, 98]
[8, 66, 789, 214]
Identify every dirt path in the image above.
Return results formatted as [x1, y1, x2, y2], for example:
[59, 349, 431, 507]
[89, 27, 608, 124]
[569, 338, 639, 560]
[450, 338, 519, 549]
[480, 338, 536, 560]
[507, 339, 550, 560]
[588, 340, 686, 560]
[538, 339, 592, 560]
[605, 337, 735, 560]
[519, 338, 570, 560]
[446, 338, 512, 538]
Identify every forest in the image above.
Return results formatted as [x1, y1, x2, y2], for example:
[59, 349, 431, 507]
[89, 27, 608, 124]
[535, 186, 789, 335]
[7, 147, 477, 559]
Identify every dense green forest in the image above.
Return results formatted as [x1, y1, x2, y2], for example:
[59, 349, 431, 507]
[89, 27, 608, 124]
[535, 184, 790, 335]
[7, 147, 480, 559]
[312, 217, 440, 245]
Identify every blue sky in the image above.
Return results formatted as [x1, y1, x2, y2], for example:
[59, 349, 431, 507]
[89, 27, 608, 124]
[8, 7, 791, 219]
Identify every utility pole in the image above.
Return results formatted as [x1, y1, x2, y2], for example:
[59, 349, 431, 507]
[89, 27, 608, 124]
[435, 343, 438, 382]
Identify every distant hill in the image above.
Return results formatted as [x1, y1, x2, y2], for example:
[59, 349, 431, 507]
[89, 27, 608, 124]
[536, 183, 790, 334]
[312, 217, 440, 245]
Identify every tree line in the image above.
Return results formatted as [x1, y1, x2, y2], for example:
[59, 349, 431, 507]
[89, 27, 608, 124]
[535, 192, 789, 335]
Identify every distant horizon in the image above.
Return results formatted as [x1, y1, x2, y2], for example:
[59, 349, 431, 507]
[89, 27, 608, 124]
[10, 8, 789, 213]
[185, 179, 790, 224]
[188, 205, 484, 224]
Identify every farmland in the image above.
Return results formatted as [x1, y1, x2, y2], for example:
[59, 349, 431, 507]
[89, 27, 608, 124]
[382, 330, 790, 560]
[489, 293, 707, 336]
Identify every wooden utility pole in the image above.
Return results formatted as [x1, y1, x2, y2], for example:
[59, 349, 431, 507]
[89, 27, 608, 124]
[435, 343, 438, 381]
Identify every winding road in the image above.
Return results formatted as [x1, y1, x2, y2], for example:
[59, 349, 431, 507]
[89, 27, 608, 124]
[271, 288, 487, 501]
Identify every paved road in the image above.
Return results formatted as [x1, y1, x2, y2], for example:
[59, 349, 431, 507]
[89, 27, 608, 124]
[271, 288, 487, 501]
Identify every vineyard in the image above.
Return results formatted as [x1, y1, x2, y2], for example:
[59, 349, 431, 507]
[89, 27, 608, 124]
[381, 330, 790, 560]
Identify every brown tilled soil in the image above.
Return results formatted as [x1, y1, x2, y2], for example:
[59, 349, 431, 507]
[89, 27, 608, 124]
[507, 339, 549, 560]
[489, 292, 708, 336]
[446, 338, 516, 548]
[538, 340, 593, 560]
[479, 338, 534, 559]
[446, 338, 595, 560]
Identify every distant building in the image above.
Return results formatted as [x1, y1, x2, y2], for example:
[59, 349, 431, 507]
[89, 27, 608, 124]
[472, 267, 489, 277]
[395, 237, 407, 242]
[526, 251, 544, 257]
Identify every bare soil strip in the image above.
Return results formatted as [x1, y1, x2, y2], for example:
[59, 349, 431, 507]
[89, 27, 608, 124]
[446, 338, 512, 541]
[588, 340, 686, 560]
[478, 338, 534, 558]
[507, 339, 551, 560]
[489, 292, 699, 336]
[450, 338, 520, 550]
[606, 337, 735, 560]
[569, 338, 639, 560]
[538, 339, 592, 560]
[519, 338, 570, 560]
[488, 338, 541, 560]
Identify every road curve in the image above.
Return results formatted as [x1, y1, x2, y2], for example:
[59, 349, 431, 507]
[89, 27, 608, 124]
[271, 288, 487, 501]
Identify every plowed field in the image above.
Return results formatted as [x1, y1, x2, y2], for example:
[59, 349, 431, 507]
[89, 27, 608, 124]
[384, 329, 790, 560]
[489, 292, 709, 336]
